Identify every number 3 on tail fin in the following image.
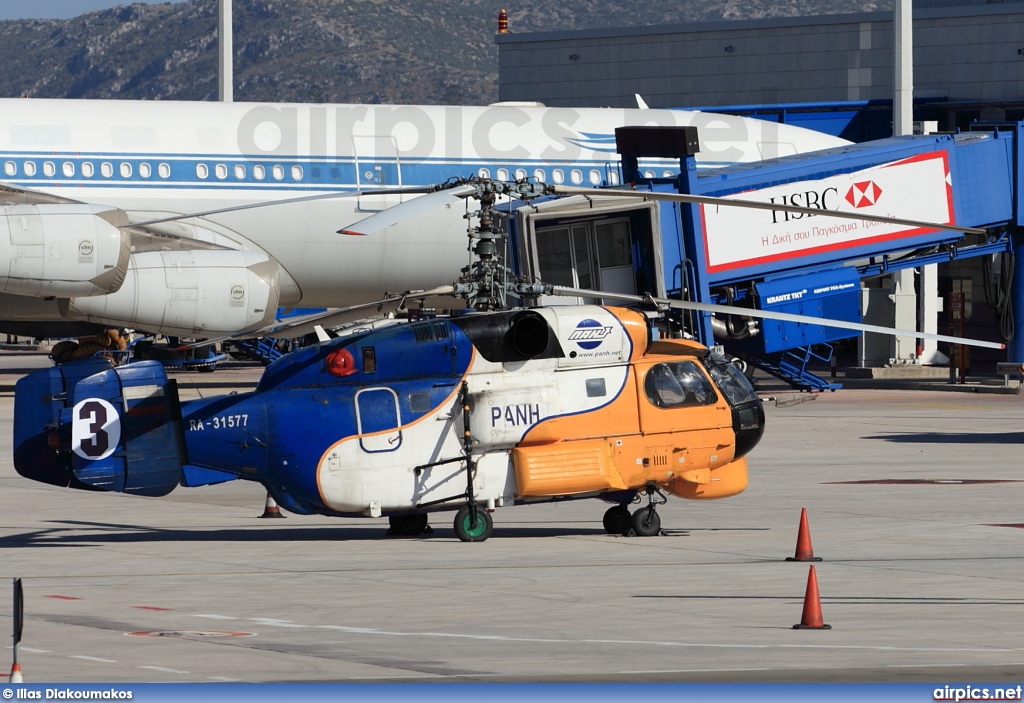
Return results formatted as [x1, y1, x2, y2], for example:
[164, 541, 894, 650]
[71, 398, 121, 461]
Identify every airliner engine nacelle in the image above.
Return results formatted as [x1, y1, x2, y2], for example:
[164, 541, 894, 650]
[62, 250, 282, 337]
[0, 204, 130, 298]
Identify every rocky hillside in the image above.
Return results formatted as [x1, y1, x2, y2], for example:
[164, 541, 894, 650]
[0, 0, 889, 105]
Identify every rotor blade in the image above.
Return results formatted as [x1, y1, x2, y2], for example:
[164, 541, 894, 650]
[549, 185, 986, 236]
[183, 285, 457, 346]
[127, 186, 440, 228]
[338, 184, 478, 236]
[274, 285, 456, 337]
[550, 286, 1006, 351]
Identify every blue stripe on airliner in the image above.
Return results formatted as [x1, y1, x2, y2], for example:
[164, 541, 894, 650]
[0, 150, 727, 193]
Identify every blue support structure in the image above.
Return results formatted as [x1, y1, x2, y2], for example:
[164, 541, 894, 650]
[508, 122, 1024, 390]
[675, 154, 716, 347]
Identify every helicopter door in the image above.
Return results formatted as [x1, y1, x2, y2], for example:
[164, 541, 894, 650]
[355, 387, 402, 452]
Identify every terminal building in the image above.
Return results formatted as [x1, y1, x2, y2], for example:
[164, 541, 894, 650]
[496, 1, 1024, 378]
[496, 0, 1024, 131]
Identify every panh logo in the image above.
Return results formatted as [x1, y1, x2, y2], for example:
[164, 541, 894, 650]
[845, 181, 883, 208]
[568, 318, 613, 350]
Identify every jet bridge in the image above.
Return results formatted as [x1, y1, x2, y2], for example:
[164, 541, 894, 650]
[509, 123, 1024, 390]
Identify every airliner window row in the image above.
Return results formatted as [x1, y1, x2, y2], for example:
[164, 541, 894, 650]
[479, 166, 623, 187]
[1, 158, 641, 187]
[1, 159, 313, 183]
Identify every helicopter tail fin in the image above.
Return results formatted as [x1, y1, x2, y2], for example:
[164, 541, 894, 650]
[14, 359, 187, 496]
[14, 357, 114, 490]
[65, 360, 186, 497]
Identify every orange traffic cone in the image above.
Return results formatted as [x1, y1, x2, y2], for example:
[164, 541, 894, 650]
[9, 662, 23, 683]
[793, 565, 831, 630]
[258, 493, 286, 519]
[786, 508, 822, 561]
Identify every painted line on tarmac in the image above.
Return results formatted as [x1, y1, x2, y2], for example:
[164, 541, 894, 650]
[191, 614, 1023, 654]
[69, 655, 116, 663]
[139, 665, 189, 674]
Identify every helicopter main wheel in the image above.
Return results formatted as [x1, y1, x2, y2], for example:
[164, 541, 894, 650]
[454, 505, 493, 543]
[631, 506, 662, 537]
[602, 504, 632, 534]
[388, 513, 429, 536]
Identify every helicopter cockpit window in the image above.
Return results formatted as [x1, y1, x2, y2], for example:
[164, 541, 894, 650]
[706, 353, 759, 407]
[644, 361, 717, 408]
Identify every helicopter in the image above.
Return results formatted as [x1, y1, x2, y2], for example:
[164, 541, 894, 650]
[11, 165, 1004, 542]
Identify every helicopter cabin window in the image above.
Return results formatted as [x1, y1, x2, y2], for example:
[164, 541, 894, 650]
[408, 392, 431, 413]
[644, 361, 717, 408]
[585, 378, 607, 398]
[362, 346, 377, 373]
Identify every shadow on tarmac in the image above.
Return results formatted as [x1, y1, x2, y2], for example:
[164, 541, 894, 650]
[0, 519, 625, 547]
[863, 430, 1024, 444]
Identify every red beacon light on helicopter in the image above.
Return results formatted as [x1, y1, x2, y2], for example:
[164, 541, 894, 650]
[325, 347, 357, 377]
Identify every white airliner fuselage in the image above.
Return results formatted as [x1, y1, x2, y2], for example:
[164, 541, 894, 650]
[0, 98, 848, 336]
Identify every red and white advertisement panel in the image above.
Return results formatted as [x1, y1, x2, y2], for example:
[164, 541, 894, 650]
[700, 151, 954, 273]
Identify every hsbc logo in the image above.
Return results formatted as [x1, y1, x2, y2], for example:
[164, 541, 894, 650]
[768, 187, 839, 224]
[568, 319, 613, 350]
[845, 181, 883, 208]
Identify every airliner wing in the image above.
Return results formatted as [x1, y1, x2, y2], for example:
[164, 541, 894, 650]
[188, 285, 458, 346]
[0, 179, 84, 206]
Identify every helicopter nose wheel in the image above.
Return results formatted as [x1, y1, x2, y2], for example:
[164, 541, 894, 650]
[454, 505, 493, 542]
[631, 506, 662, 537]
[625, 482, 668, 537]
[602, 504, 632, 534]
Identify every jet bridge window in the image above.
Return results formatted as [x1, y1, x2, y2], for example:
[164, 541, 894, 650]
[644, 361, 717, 408]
